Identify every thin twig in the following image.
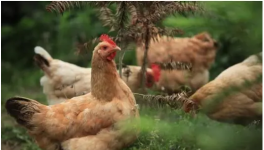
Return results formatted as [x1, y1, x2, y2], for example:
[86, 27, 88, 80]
[140, 26, 150, 92]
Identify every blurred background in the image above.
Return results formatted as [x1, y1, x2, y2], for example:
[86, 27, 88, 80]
[1, 1, 262, 150]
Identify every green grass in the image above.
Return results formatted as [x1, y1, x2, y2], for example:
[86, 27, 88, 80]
[1, 70, 262, 150]
[2, 69, 47, 150]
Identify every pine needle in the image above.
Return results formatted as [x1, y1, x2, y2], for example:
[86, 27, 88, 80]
[134, 91, 197, 110]
[155, 61, 193, 71]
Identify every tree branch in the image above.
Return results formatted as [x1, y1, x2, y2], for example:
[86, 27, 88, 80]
[141, 26, 150, 92]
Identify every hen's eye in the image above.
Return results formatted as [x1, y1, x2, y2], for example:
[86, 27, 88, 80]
[102, 46, 107, 50]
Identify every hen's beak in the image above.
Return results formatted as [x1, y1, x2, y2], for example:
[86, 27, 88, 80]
[113, 46, 121, 51]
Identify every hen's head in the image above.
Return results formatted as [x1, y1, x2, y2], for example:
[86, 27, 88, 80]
[145, 64, 161, 87]
[94, 34, 121, 61]
[119, 64, 161, 92]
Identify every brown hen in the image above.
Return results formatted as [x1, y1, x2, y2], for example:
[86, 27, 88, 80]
[6, 34, 139, 150]
[136, 32, 218, 94]
[184, 52, 262, 125]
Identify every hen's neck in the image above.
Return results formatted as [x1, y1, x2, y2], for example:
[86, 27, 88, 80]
[91, 54, 118, 101]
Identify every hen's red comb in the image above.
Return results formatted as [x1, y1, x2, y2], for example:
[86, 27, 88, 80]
[100, 34, 116, 47]
[151, 64, 161, 82]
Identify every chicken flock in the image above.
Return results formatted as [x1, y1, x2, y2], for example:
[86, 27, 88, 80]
[5, 32, 262, 150]
[33, 46, 157, 105]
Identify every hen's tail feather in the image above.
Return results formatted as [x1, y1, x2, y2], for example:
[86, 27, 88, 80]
[242, 52, 263, 66]
[34, 46, 52, 70]
[5, 97, 40, 128]
[34, 54, 50, 69]
[34, 46, 52, 60]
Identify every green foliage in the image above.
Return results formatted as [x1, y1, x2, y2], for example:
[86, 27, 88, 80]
[123, 109, 262, 150]
[1, 1, 262, 150]
[2, 126, 40, 150]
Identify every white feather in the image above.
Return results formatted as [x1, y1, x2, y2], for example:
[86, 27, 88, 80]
[34, 46, 52, 60]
